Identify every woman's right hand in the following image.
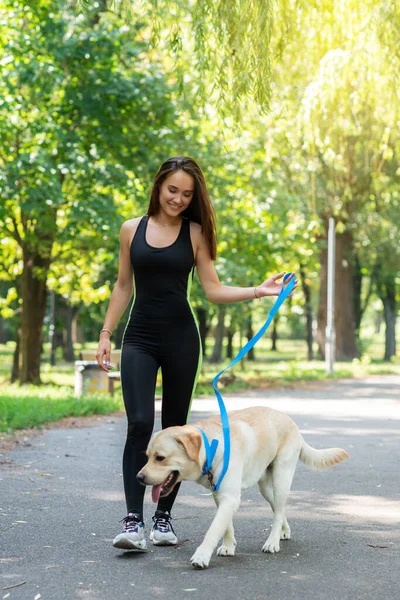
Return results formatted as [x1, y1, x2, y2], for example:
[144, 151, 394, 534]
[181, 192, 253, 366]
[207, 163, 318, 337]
[96, 334, 112, 372]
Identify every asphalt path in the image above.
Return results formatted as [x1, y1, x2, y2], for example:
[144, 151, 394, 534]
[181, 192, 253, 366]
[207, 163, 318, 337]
[1, 376, 399, 600]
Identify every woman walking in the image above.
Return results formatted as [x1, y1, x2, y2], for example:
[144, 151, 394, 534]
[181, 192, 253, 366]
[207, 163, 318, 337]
[96, 156, 295, 551]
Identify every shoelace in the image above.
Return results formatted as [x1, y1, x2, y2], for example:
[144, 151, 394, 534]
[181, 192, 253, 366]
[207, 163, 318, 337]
[121, 514, 142, 533]
[153, 516, 175, 534]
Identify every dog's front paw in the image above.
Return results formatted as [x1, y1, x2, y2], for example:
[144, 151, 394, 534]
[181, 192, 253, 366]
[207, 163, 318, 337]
[262, 536, 280, 553]
[217, 543, 236, 557]
[191, 547, 212, 569]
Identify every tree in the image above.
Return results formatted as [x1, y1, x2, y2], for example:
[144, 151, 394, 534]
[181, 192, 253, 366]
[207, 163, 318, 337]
[300, 40, 399, 359]
[0, 0, 178, 382]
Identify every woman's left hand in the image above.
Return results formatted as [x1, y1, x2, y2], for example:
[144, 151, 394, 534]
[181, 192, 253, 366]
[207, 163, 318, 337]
[256, 272, 298, 299]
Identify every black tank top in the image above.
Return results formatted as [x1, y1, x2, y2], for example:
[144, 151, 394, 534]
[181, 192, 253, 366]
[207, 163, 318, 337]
[127, 215, 195, 324]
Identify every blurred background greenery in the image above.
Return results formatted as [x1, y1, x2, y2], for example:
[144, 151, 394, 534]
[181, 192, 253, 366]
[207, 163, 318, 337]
[0, 1, 399, 431]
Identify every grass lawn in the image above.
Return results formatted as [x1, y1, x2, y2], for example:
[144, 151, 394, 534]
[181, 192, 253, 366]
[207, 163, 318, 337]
[0, 332, 398, 433]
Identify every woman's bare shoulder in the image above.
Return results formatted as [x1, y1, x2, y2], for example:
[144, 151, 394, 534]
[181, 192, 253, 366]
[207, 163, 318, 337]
[189, 220, 205, 260]
[189, 220, 201, 231]
[120, 216, 144, 246]
[189, 220, 207, 245]
[121, 216, 143, 231]
[189, 220, 202, 237]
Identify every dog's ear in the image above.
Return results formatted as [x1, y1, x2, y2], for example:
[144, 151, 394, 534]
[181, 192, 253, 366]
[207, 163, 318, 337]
[177, 430, 202, 464]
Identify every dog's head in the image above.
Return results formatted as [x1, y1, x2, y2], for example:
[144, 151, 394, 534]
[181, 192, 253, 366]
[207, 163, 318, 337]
[137, 425, 203, 502]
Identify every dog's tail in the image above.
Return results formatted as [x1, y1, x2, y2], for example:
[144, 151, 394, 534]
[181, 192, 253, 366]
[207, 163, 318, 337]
[299, 438, 349, 470]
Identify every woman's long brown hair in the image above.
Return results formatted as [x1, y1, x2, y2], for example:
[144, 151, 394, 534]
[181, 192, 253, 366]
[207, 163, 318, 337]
[147, 156, 217, 260]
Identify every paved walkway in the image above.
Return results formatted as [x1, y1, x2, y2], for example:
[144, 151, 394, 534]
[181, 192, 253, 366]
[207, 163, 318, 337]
[1, 376, 399, 599]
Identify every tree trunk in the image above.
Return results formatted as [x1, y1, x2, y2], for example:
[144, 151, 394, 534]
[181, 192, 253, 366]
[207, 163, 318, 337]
[271, 317, 278, 351]
[11, 327, 21, 383]
[71, 305, 81, 344]
[210, 305, 226, 363]
[239, 327, 245, 370]
[246, 315, 255, 360]
[353, 252, 362, 339]
[196, 307, 209, 358]
[299, 266, 314, 360]
[377, 276, 397, 361]
[50, 289, 57, 365]
[0, 316, 5, 343]
[375, 311, 382, 334]
[63, 303, 76, 362]
[316, 250, 327, 359]
[226, 319, 235, 359]
[317, 226, 359, 361]
[20, 246, 52, 384]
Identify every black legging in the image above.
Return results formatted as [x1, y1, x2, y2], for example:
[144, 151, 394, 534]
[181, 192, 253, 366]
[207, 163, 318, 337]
[120, 322, 201, 521]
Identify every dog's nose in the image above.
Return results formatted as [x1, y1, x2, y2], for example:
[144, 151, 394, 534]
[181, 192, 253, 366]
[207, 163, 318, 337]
[136, 472, 146, 484]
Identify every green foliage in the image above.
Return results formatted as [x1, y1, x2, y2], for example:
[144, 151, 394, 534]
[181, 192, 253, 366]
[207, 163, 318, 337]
[75, 1, 400, 118]
[0, 0, 179, 308]
[75, 0, 300, 115]
[1, 0, 398, 370]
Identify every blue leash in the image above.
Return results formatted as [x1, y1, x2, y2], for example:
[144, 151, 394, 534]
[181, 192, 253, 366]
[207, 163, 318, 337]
[197, 272, 297, 492]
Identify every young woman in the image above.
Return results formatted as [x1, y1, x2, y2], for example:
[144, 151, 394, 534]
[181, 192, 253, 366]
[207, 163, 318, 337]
[96, 156, 296, 551]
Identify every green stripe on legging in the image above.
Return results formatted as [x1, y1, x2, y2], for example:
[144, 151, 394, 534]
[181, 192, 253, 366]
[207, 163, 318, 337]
[121, 276, 136, 347]
[185, 268, 203, 422]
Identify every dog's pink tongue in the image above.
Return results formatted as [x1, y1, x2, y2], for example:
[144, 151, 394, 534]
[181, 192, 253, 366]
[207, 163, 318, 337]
[152, 484, 162, 504]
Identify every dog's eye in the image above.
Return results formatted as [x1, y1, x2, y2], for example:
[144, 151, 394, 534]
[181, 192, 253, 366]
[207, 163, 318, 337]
[155, 456, 165, 462]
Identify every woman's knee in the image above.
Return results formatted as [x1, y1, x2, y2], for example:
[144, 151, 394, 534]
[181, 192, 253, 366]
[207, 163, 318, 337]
[127, 419, 153, 440]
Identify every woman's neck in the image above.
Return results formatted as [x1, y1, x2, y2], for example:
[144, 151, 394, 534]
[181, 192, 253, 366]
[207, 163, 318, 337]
[149, 213, 182, 227]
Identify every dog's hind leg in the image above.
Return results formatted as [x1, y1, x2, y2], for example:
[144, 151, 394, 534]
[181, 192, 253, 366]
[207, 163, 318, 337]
[261, 456, 297, 554]
[258, 470, 290, 541]
[258, 469, 274, 509]
[212, 493, 237, 557]
[190, 491, 241, 569]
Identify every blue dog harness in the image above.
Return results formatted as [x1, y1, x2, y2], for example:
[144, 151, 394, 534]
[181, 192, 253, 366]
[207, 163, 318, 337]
[197, 273, 297, 492]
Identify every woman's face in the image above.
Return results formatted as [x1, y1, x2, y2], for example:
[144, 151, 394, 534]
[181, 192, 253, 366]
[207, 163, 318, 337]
[158, 170, 194, 217]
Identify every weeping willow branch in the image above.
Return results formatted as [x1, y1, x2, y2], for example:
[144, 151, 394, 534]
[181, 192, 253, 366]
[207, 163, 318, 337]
[75, 0, 298, 115]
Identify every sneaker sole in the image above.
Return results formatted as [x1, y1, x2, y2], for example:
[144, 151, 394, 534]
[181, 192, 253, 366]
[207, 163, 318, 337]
[151, 539, 178, 546]
[149, 531, 178, 546]
[113, 538, 148, 552]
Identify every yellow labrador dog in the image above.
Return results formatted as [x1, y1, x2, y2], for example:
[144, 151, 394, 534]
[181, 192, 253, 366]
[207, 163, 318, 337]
[137, 406, 349, 569]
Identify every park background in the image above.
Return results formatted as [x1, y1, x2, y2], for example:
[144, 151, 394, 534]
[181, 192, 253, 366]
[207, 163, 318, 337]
[0, 0, 399, 433]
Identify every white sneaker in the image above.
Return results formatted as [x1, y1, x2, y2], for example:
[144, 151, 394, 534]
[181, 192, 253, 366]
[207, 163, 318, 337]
[149, 511, 178, 546]
[113, 512, 147, 551]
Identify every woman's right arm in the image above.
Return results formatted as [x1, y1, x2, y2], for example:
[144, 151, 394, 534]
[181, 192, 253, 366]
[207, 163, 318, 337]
[96, 219, 139, 371]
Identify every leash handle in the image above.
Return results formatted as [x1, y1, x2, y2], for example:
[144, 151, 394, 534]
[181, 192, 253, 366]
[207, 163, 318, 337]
[210, 272, 297, 491]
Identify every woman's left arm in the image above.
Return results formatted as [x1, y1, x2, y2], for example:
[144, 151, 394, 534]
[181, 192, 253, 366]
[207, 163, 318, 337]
[195, 233, 297, 304]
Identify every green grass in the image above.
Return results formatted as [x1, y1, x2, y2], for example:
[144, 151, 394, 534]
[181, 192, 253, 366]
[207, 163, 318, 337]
[0, 334, 398, 433]
[0, 384, 122, 433]
[195, 355, 399, 395]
